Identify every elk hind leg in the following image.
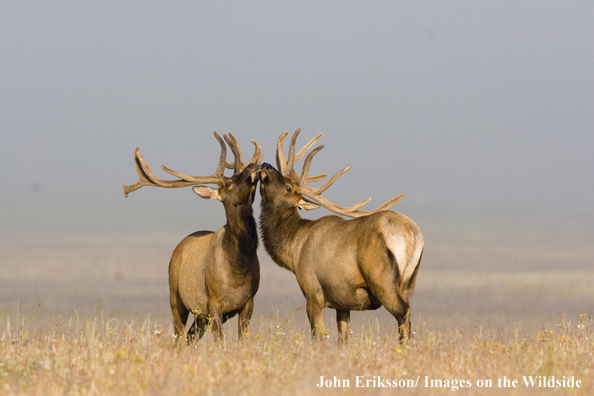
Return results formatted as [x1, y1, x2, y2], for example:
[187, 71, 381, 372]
[388, 293, 411, 343]
[370, 282, 411, 342]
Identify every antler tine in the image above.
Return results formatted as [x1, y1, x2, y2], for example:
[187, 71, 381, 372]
[300, 187, 372, 215]
[276, 132, 290, 177]
[290, 133, 325, 181]
[372, 193, 405, 211]
[161, 131, 227, 183]
[252, 140, 263, 165]
[300, 186, 405, 218]
[123, 132, 232, 197]
[295, 140, 406, 218]
[224, 134, 243, 174]
[236, 135, 263, 168]
[212, 132, 228, 177]
[224, 133, 263, 174]
[298, 144, 351, 190]
[276, 130, 328, 182]
[159, 164, 221, 185]
[299, 145, 325, 187]
[314, 165, 351, 194]
[122, 148, 153, 197]
[209, 131, 234, 171]
[123, 147, 222, 198]
[337, 193, 406, 218]
[294, 133, 322, 162]
[285, 128, 301, 179]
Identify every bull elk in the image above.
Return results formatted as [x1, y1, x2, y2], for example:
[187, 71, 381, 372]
[123, 132, 262, 341]
[258, 129, 424, 342]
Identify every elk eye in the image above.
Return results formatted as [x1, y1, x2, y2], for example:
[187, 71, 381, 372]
[226, 181, 232, 187]
[285, 186, 292, 193]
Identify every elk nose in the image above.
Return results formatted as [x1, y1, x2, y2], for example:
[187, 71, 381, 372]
[247, 162, 260, 170]
[261, 163, 273, 170]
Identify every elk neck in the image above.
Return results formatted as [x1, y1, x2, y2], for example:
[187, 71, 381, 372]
[222, 201, 258, 273]
[259, 203, 313, 273]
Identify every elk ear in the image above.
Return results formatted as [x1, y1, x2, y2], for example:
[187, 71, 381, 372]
[192, 186, 221, 201]
[296, 197, 320, 211]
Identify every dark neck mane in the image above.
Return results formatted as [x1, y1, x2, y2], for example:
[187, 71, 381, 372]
[223, 203, 258, 272]
[259, 203, 311, 273]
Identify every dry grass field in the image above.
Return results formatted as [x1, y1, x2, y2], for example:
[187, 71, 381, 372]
[1, 225, 593, 395]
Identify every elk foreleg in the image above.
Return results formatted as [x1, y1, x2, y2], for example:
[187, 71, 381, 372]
[237, 298, 254, 340]
[187, 313, 209, 342]
[336, 309, 350, 344]
[208, 303, 224, 341]
[306, 298, 325, 340]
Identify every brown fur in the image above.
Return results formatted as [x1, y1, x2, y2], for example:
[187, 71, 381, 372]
[123, 133, 262, 342]
[169, 164, 260, 342]
[259, 164, 423, 343]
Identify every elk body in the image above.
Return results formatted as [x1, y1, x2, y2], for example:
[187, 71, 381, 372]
[258, 130, 424, 342]
[123, 133, 262, 341]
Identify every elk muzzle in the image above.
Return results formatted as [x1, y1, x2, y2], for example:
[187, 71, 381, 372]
[244, 162, 261, 184]
[258, 163, 278, 184]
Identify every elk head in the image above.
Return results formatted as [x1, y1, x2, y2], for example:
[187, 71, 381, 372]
[123, 132, 262, 208]
[259, 129, 404, 218]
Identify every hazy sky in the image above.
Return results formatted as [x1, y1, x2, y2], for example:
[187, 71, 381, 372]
[1, 2, 592, 234]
